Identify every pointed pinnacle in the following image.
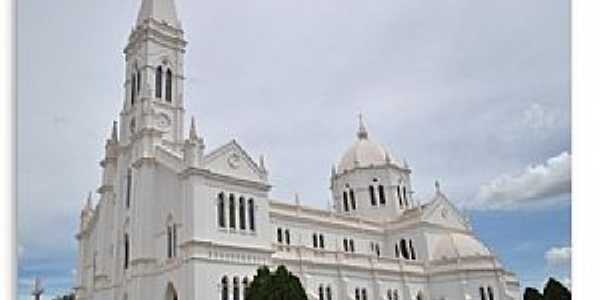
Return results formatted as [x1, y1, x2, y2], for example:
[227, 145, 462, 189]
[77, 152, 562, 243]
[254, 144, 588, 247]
[86, 192, 93, 210]
[111, 121, 118, 142]
[435, 180, 441, 193]
[259, 155, 266, 171]
[295, 192, 300, 205]
[189, 117, 199, 141]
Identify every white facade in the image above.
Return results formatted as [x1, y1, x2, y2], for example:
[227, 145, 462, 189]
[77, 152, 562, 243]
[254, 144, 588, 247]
[75, 1, 521, 300]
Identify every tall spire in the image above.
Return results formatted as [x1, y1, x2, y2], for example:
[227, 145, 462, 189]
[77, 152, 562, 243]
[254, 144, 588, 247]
[357, 114, 369, 140]
[137, 0, 181, 29]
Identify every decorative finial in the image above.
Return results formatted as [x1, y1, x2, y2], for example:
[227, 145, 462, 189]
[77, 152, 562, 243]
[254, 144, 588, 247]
[435, 180, 441, 193]
[189, 117, 199, 141]
[111, 121, 118, 142]
[357, 113, 368, 140]
[259, 155, 266, 171]
[384, 151, 391, 163]
[295, 193, 301, 206]
[331, 164, 336, 177]
[86, 191, 93, 209]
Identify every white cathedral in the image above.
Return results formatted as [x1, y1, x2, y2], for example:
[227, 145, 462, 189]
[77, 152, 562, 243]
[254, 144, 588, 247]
[74, 1, 521, 300]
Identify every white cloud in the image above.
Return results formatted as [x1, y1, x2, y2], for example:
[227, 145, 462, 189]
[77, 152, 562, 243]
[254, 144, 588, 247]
[523, 103, 561, 131]
[470, 152, 571, 210]
[545, 246, 571, 267]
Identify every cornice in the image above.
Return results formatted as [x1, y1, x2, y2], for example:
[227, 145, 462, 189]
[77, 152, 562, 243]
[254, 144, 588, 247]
[132, 157, 158, 169]
[180, 239, 275, 254]
[332, 163, 412, 180]
[179, 168, 271, 192]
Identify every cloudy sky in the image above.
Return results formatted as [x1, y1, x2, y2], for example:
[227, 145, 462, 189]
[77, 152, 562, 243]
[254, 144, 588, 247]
[17, 0, 570, 298]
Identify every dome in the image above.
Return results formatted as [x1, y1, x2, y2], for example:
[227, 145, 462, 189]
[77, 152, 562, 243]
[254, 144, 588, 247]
[431, 233, 491, 261]
[337, 116, 399, 173]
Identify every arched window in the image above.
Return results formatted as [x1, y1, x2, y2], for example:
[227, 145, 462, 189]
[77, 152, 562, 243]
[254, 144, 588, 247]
[326, 286, 332, 300]
[409, 240, 416, 260]
[165, 69, 173, 102]
[242, 277, 249, 298]
[349, 239, 355, 253]
[349, 189, 356, 210]
[239, 197, 246, 230]
[397, 186, 403, 208]
[387, 290, 393, 300]
[343, 239, 349, 252]
[248, 199, 255, 231]
[172, 224, 177, 257]
[378, 185, 386, 205]
[313, 233, 318, 248]
[393, 290, 399, 300]
[343, 191, 349, 212]
[416, 292, 424, 300]
[167, 225, 172, 258]
[124, 233, 129, 270]
[361, 288, 368, 300]
[126, 168, 132, 209]
[221, 276, 229, 300]
[487, 287, 494, 300]
[285, 229, 290, 245]
[136, 70, 141, 93]
[166, 282, 178, 300]
[229, 194, 236, 229]
[131, 74, 136, 105]
[217, 193, 226, 228]
[277, 228, 283, 243]
[155, 66, 163, 99]
[318, 285, 324, 300]
[369, 186, 377, 206]
[233, 277, 240, 300]
[375, 244, 381, 257]
[479, 287, 487, 300]
[400, 239, 409, 259]
[395, 243, 400, 258]
[319, 234, 325, 249]
[403, 187, 408, 207]
[355, 288, 360, 300]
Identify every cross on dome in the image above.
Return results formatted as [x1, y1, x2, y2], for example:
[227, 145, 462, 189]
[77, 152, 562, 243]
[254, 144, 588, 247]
[357, 114, 369, 140]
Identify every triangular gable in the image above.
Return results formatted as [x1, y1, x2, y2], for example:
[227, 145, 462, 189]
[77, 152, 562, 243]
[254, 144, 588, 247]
[202, 140, 267, 183]
[421, 192, 470, 231]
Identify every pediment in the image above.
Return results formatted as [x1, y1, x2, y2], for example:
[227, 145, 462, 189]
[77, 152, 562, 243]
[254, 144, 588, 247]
[421, 193, 470, 231]
[202, 140, 267, 183]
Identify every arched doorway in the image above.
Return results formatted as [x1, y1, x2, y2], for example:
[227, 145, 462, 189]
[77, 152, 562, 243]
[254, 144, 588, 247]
[166, 282, 178, 300]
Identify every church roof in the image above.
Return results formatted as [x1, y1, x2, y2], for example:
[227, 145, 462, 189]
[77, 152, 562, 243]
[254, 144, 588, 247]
[137, 0, 181, 29]
[431, 232, 492, 261]
[337, 116, 400, 173]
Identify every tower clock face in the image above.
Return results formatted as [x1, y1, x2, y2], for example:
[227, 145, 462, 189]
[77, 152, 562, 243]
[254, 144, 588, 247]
[228, 153, 241, 169]
[156, 113, 171, 129]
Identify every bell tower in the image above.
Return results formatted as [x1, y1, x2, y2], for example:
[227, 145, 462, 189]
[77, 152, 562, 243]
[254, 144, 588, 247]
[120, 0, 187, 150]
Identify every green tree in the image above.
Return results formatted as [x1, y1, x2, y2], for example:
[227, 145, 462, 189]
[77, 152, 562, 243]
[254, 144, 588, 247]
[524, 287, 543, 300]
[52, 292, 75, 300]
[543, 277, 571, 300]
[245, 265, 308, 300]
